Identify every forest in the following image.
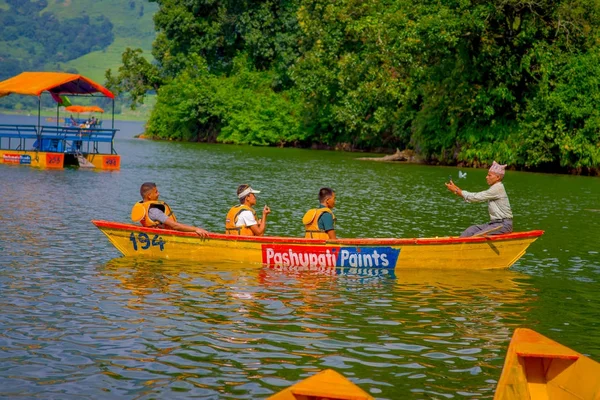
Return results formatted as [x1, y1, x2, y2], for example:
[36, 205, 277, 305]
[36, 1, 600, 172]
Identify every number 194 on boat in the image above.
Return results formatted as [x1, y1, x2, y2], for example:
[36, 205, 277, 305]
[129, 232, 166, 251]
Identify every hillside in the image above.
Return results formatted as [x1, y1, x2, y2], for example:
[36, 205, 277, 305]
[0, 0, 158, 118]
[0, 0, 157, 84]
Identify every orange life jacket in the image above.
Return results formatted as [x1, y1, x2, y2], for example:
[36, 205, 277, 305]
[225, 205, 257, 236]
[131, 201, 176, 228]
[303, 207, 335, 239]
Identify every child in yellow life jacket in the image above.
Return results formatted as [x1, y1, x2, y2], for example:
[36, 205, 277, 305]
[131, 182, 210, 238]
[303, 187, 336, 239]
[225, 184, 270, 236]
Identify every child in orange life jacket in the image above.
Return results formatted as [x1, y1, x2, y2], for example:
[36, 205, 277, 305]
[225, 184, 271, 236]
[303, 187, 336, 239]
[131, 182, 210, 238]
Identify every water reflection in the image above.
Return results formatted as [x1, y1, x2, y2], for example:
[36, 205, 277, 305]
[97, 259, 533, 399]
[4, 114, 595, 398]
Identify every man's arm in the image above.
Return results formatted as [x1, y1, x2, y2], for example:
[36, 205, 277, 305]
[445, 181, 502, 203]
[462, 184, 503, 203]
[149, 208, 209, 238]
[319, 212, 336, 239]
[163, 217, 209, 238]
[249, 205, 271, 236]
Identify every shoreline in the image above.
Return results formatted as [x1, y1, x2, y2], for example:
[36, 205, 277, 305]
[134, 135, 599, 175]
[3, 112, 598, 176]
[0, 110, 148, 123]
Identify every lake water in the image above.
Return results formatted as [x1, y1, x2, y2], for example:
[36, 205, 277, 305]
[1, 113, 599, 399]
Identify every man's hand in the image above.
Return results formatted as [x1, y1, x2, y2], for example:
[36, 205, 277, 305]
[445, 180, 462, 197]
[263, 205, 271, 216]
[195, 227, 210, 238]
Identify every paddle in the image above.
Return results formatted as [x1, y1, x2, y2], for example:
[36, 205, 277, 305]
[471, 225, 503, 237]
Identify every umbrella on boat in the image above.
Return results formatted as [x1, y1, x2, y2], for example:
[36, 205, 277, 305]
[65, 105, 104, 127]
[65, 105, 104, 113]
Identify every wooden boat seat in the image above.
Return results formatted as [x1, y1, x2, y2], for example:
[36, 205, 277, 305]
[515, 343, 579, 360]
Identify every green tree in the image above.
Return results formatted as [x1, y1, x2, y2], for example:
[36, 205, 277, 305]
[107, 0, 600, 173]
[105, 48, 163, 109]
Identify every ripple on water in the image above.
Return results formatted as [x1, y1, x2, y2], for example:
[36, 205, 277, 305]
[1, 137, 599, 398]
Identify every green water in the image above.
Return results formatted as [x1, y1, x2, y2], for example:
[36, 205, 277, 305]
[1, 115, 599, 399]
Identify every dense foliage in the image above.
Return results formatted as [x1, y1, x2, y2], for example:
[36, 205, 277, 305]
[108, 0, 600, 173]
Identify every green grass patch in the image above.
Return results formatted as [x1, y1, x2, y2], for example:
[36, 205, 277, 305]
[44, 0, 157, 37]
[63, 37, 154, 84]
[38, 0, 158, 84]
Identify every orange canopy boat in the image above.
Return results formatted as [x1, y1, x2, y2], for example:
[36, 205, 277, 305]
[0, 72, 119, 170]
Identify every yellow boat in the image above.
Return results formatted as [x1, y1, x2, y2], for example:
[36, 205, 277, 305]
[92, 220, 543, 270]
[494, 328, 600, 399]
[267, 369, 374, 400]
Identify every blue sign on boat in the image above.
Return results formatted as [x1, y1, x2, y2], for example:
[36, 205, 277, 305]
[336, 247, 400, 268]
[19, 155, 31, 165]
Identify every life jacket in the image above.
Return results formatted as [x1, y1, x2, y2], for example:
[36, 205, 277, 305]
[225, 205, 257, 236]
[131, 201, 176, 228]
[303, 207, 335, 239]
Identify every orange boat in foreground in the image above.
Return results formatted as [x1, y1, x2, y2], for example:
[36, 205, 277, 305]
[92, 220, 544, 271]
[268, 329, 600, 400]
[267, 369, 374, 400]
[494, 328, 600, 399]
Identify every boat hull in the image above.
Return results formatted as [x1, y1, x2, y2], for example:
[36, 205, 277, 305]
[494, 328, 600, 399]
[0, 149, 120, 170]
[92, 220, 543, 270]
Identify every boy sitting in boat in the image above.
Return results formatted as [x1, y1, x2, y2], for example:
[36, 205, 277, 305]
[303, 187, 337, 239]
[131, 182, 209, 237]
[225, 184, 270, 236]
[445, 161, 513, 237]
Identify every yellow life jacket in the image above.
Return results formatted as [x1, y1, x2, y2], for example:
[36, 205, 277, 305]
[131, 201, 177, 228]
[225, 205, 257, 236]
[303, 207, 335, 239]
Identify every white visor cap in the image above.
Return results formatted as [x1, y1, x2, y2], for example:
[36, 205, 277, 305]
[238, 186, 261, 199]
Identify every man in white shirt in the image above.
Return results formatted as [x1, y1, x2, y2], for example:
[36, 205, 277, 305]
[445, 161, 513, 237]
[225, 184, 271, 236]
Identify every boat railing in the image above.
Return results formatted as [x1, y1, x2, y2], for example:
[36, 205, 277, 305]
[0, 124, 118, 154]
[0, 124, 39, 151]
[38, 125, 118, 155]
